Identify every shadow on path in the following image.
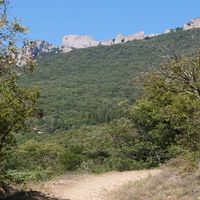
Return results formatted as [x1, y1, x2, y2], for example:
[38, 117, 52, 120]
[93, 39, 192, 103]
[0, 191, 68, 200]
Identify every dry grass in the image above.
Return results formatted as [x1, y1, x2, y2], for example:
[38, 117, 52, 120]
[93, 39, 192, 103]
[109, 159, 200, 200]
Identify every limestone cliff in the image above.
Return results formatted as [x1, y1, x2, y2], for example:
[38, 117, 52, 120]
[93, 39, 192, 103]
[183, 18, 200, 30]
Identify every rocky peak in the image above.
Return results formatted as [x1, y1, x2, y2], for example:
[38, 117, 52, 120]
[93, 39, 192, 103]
[60, 32, 147, 52]
[61, 34, 100, 53]
[126, 31, 145, 41]
[183, 18, 200, 30]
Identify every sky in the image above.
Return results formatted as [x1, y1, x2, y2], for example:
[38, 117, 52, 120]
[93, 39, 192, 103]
[11, 0, 200, 46]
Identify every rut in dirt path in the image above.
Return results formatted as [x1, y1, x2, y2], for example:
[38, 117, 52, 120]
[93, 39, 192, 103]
[38, 169, 160, 200]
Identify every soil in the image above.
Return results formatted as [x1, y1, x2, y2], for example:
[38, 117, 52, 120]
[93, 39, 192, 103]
[35, 169, 160, 200]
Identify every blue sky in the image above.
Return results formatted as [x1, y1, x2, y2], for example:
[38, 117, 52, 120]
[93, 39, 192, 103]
[12, 0, 200, 45]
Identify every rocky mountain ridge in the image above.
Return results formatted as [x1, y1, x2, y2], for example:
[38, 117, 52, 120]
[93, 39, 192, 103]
[60, 31, 148, 53]
[20, 18, 200, 57]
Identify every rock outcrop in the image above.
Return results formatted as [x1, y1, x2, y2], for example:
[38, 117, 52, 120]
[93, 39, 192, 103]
[114, 33, 127, 44]
[17, 40, 57, 66]
[60, 32, 146, 52]
[24, 40, 57, 56]
[183, 18, 200, 30]
[126, 31, 145, 41]
[100, 39, 114, 46]
[61, 35, 100, 53]
[19, 40, 56, 58]
[60, 18, 200, 53]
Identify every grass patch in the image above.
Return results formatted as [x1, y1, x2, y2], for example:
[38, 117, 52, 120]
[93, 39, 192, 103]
[109, 158, 200, 200]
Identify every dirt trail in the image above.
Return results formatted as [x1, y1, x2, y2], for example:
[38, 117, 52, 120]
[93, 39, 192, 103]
[37, 169, 160, 200]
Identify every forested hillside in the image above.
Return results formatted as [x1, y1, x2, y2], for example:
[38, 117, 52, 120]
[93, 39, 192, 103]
[5, 28, 198, 183]
[1, 1, 200, 198]
[21, 28, 200, 133]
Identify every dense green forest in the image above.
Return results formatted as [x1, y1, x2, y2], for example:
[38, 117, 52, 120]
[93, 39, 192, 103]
[3, 28, 198, 183]
[0, 19, 199, 184]
[21, 28, 200, 133]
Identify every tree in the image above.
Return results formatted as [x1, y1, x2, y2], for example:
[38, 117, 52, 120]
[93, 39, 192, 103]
[133, 53, 200, 160]
[0, 0, 39, 180]
[111, 52, 200, 167]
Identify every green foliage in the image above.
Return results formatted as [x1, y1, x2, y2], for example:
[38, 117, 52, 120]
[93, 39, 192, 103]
[0, 77, 39, 153]
[110, 52, 200, 168]
[11, 29, 200, 179]
[4, 125, 114, 181]
[4, 139, 65, 182]
[60, 150, 83, 171]
[4, 21, 200, 182]
[49, 125, 114, 173]
[6, 169, 51, 183]
[107, 118, 160, 170]
[0, 1, 38, 182]
[20, 28, 200, 133]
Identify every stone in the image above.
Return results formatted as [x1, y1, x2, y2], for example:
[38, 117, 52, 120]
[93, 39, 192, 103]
[61, 32, 146, 51]
[100, 39, 114, 46]
[114, 33, 127, 44]
[183, 18, 200, 30]
[61, 34, 100, 52]
[126, 31, 145, 41]
[16, 40, 57, 66]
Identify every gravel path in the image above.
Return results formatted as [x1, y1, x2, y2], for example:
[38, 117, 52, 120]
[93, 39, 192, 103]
[37, 169, 160, 200]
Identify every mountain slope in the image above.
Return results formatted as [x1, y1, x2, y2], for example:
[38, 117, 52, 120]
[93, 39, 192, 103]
[21, 28, 200, 133]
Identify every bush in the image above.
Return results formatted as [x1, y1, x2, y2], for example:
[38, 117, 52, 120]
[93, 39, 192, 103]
[4, 140, 65, 182]
[60, 150, 83, 171]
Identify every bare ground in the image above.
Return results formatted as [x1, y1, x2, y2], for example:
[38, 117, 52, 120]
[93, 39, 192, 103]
[34, 169, 160, 200]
